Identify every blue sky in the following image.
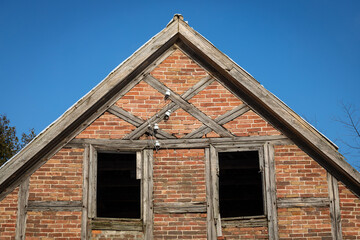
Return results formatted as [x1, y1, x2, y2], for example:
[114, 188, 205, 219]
[0, 1, 359, 168]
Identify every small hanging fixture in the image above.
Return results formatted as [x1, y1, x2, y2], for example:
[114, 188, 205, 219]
[155, 140, 161, 151]
[153, 123, 159, 133]
[165, 89, 171, 100]
[164, 110, 172, 120]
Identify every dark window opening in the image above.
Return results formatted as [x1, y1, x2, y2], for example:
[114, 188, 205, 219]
[219, 151, 264, 218]
[97, 152, 140, 218]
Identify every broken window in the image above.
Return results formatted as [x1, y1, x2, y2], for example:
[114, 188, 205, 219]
[218, 151, 264, 218]
[97, 152, 140, 218]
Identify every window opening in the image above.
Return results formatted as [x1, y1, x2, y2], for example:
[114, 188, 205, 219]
[97, 152, 140, 218]
[218, 151, 264, 218]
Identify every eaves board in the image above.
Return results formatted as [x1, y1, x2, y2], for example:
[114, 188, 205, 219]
[0, 17, 180, 201]
[177, 19, 360, 195]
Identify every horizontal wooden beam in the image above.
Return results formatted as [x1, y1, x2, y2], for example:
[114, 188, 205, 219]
[91, 218, 142, 231]
[27, 201, 82, 211]
[154, 202, 206, 214]
[277, 197, 330, 208]
[68, 135, 290, 149]
[222, 216, 267, 228]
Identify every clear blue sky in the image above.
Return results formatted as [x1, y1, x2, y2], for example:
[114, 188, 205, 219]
[1, 1, 359, 168]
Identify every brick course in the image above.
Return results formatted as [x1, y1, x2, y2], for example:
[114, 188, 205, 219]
[0, 187, 18, 240]
[338, 182, 360, 239]
[28, 148, 84, 202]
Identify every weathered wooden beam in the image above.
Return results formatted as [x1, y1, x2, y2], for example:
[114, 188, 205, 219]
[68, 135, 289, 149]
[124, 75, 215, 140]
[328, 173, 343, 240]
[15, 178, 29, 240]
[81, 145, 90, 240]
[154, 202, 206, 213]
[185, 104, 250, 138]
[277, 197, 330, 208]
[27, 201, 82, 211]
[222, 216, 267, 228]
[88, 145, 97, 218]
[144, 75, 233, 138]
[108, 104, 175, 139]
[91, 218, 142, 231]
[205, 147, 216, 240]
[264, 143, 279, 240]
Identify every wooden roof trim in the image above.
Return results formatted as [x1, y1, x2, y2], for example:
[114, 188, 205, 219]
[177, 19, 360, 189]
[0, 16, 180, 198]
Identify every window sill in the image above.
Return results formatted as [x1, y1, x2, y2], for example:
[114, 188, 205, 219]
[91, 217, 143, 231]
[221, 215, 267, 228]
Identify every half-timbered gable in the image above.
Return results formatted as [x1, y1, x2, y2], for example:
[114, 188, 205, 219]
[0, 14, 359, 240]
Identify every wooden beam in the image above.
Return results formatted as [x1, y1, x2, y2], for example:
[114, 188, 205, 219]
[108, 105, 175, 139]
[81, 145, 90, 240]
[185, 104, 250, 138]
[144, 75, 233, 138]
[154, 202, 206, 214]
[15, 177, 29, 240]
[91, 218, 142, 231]
[205, 148, 216, 240]
[68, 135, 289, 149]
[210, 145, 222, 237]
[277, 197, 330, 208]
[264, 143, 279, 240]
[124, 75, 215, 140]
[328, 173, 343, 240]
[88, 145, 97, 218]
[27, 201, 82, 211]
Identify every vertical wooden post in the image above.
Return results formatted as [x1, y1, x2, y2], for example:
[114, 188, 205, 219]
[88, 145, 97, 219]
[81, 145, 90, 240]
[143, 149, 153, 240]
[264, 142, 279, 240]
[328, 173, 343, 240]
[205, 148, 216, 239]
[210, 145, 222, 237]
[15, 177, 30, 240]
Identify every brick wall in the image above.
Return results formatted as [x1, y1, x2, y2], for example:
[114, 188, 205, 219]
[222, 226, 268, 240]
[0, 187, 18, 240]
[275, 145, 332, 239]
[25, 211, 82, 239]
[338, 182, 360, 239]
[153, 149, 207, 239]
[28, 148, 84, 202]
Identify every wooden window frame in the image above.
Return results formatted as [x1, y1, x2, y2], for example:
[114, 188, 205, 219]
[87, 145, 153, 235]
[207, 143, 278, 239]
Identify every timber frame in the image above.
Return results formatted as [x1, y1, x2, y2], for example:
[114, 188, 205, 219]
[0, 13, 359, 239]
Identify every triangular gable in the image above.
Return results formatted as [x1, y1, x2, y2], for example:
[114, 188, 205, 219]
[0, 14, 359, 201]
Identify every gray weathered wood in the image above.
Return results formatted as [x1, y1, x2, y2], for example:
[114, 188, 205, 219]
[144, 75, 233, 138]
[222, 216, 267, 228]
[15, 177, 29, 240]
[88, 145, 97, 218]
[124, 75, 215, 140]
[277, 197, 330, 208]
[264, 143, 279, 240]
[143, 149, 153, 240]
[91, 218, 142, 231]
[68, 135, 289, 150]
[210, 145, 222, 237]
[328, 173, 343, 240]
[108, 105, 175, 139]
[81, 145, 90, 240]
[185, 104, 250, 138]
[27, 201, 82, 211]
[154, 202, 206, 213]
[205, 148, 216, 240]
